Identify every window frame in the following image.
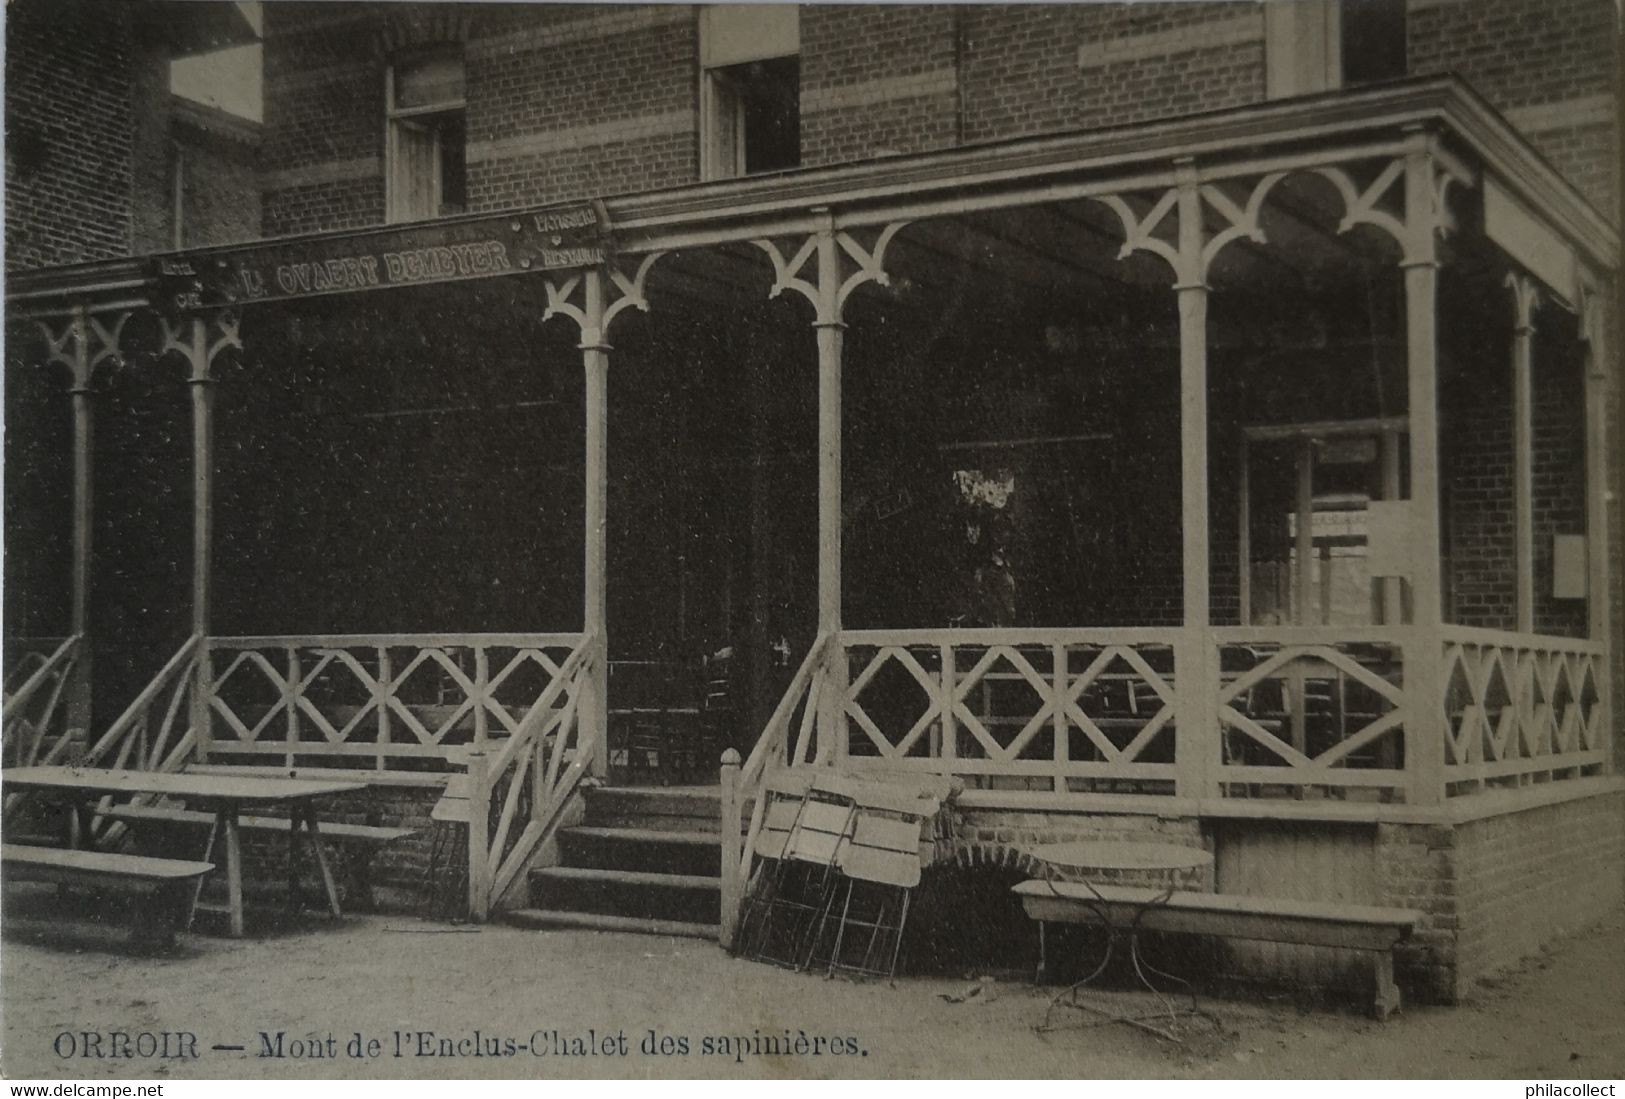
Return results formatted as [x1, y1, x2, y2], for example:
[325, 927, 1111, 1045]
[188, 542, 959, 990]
[1265, 0, 1407, 100]
[384, 48, 467, 224]
[697, 5, 800, 182]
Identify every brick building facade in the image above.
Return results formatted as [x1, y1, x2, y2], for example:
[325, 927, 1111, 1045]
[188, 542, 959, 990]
[3, 0, 259, 270]
[258, 2, 1618, 238]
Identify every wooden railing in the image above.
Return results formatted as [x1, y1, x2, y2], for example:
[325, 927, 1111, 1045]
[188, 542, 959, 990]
[200, 633, 590, 782]
[3, 635, 82, 768]
[837, 628, 1183, 794]
[718, 633, 830, 947]
[1213, 627, 1411, 803]
[465, 634, 597, 919]
[3, 635, 201, 830]
[1440, 626, 1608, 796]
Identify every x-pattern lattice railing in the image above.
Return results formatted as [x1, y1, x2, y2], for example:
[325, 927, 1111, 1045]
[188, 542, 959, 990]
[1214, 629, 1409, 800]
[202, 633, 588, 774]
[1441, 626, 1607, 794]
[838, 629, 1181, 789]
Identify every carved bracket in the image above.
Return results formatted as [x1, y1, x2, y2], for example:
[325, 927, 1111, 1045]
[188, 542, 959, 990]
[1576, 273, 1611, 379]
[1314, 144, 1473, 266]
[1506, 272, 1541, 334]
[158, 312, 241, 383]
[753, 221, 909, 325]
[542, 252, 665, 347]
[1199, 172, 1284, 276]
[38, 309, 131, 393]
[835, 223, 908, 315]
[753, 236, 820, 316]
[1097, 190, 1187, 283]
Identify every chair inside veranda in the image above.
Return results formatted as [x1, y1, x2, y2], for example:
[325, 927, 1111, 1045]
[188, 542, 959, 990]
[606, 648, 734, 785]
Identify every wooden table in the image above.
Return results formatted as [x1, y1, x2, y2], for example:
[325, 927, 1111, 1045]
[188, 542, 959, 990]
[1024, 840, 1215, 1040]
[2, 766, 363, 937]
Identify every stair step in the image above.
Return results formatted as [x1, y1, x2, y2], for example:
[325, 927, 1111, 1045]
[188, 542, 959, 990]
[531, 862, 719, 922]
[559, 825, 721, 877]
[563, 825, 719, 847]
[504, 907, 719, 941]
[586, 786, 722, 823]
[533, 866, 718, 892]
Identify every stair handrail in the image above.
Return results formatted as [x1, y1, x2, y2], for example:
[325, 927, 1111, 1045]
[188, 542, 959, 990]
[719, 632, 833, 946]
[4, 634, 201, 826]
[2, 634, 81, 767]
[467, 631, 597, 920]
[80, 634, 203, 773]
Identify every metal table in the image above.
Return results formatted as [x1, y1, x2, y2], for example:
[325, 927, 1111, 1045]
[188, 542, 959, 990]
[3, 766, 363, 936]
[1025, 840, 1215, 1040]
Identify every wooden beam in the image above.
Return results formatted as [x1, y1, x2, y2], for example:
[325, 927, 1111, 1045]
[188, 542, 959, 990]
[581, 270, 610, 781]
[1295, 438, 1315, 625]
[1401, 133, 1445, 807]
[1508, 274, 1539, 633]
[1380, 428, 1404, 624]
[813, 214, 846, 763]
[1174, 165, 1215, 802]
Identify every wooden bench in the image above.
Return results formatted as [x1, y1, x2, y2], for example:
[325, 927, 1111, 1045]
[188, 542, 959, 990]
[97, 803, 415, 911]
[1013, 879, 1422, 1019]
[1, 843, 213, 947]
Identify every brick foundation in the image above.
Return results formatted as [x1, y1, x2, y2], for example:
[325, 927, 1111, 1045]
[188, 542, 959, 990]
[944, 785, 1625, 1005]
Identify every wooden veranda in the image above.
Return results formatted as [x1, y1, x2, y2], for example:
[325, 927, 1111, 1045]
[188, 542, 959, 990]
[4, 77, 1619, 931]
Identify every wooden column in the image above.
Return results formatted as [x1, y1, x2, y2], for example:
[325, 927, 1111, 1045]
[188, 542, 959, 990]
[160, 313, 239, 763]
[1401, 134, 1445, 806]
[1173, 166, 1216, 801]
[39, 307, 128, 747]
[66, 312, 97, 742]
[1294, 439, 1315, 625]
[1508, 274, 1539, 634]
[813, 215, 847, 761]
[580, 269, 611, 780]
[1380, 429, 1404, 624]
[187, 324, 218, 762]
[1580, 282, 1615, 763]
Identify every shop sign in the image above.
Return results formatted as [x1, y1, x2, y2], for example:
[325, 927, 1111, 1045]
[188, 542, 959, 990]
[151, 202, 609, 312]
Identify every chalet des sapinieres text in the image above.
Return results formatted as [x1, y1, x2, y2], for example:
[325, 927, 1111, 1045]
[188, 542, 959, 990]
[51, 1029, 869, 1066]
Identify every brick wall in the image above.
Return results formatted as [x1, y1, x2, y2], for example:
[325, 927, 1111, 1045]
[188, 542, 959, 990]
[1449, 790, 1625, 996]
[800, 5, 959, 169]
[262, 3, 699, 236]
[4, 0, 139, 269]
[173, 101, 263, 249]
[465, 5, 697, 210]
[1441, 297, 1594, 635]
[954, 796, 1624, 1006]
[258, 1, 1617, 236]
[964, 3, 1264, 144]
[1407, 0, 1620, 218]
[953, 809, 1211, 891]
[260, 4, 387, 235]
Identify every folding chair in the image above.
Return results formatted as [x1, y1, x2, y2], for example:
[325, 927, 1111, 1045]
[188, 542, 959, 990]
[736, 770, 857, 971]
[807, 775, 941, 980]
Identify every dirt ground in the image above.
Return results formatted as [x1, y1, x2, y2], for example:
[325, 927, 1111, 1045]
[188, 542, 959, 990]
[1, 901, 1621, 1081]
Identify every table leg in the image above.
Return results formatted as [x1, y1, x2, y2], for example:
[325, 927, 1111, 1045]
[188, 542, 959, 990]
[222, 808, 244, 937]
[67, 802, 85, 849]
[286, 813, 302, 913]
[189, 813, 220, 932]
[300, 807, 342, 919]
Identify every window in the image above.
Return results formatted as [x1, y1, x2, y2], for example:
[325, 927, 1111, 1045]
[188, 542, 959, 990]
[699, 5, 800, 180]
[386, 49, 466, 222]
[1265, 0, 1406, 99]
[1341, 0, 1407, 86]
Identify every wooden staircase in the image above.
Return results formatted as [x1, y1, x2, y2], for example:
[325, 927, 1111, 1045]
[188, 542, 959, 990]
[503, 785, 723, 941]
